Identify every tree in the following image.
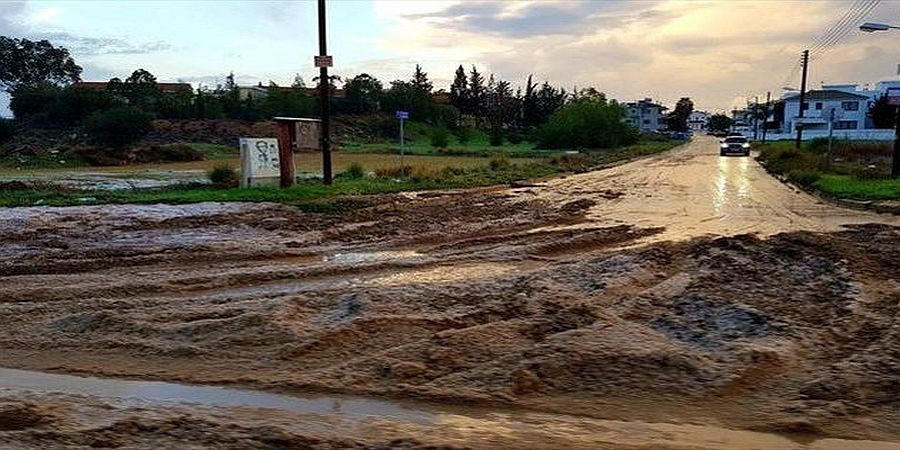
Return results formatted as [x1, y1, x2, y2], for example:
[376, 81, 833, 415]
[668, 97, 694, 132]
[344, 73, 383, 114]
[122, 69, 161, 110]
[535, 81, 567, 124]
[468, 65, 486, 118]
[869, 94, 896, 129]
[381, 80, 435, 122]
[707, 113, 734, 133]
[535, 94, 637, 149]
[292, 74, 306, 88]
[522, 75, 539, 127]
[411, 64, 433, 94]
[0, 36, 82, 91]
[449, 65, 468, 113]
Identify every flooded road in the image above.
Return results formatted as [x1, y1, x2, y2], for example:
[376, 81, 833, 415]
[2, 137, 900, 448]
[530, 135, 899, 241]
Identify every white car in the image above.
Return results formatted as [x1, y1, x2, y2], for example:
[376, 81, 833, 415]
[720, 136, 750, 156]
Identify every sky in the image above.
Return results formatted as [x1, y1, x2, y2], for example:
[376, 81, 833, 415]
[2, 0, 900, 117]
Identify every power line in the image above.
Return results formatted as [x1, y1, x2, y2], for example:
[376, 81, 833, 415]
[811, 0, 880, 58]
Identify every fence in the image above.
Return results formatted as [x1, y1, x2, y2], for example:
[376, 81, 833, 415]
[753, 128, 896, 142]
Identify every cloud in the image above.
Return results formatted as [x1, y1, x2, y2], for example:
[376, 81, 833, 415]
[32, 32, 171, 56]
[407, 1, 666, 39]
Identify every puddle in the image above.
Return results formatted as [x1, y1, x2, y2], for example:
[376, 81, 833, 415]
[0, 367, 435, 423]
[324, 250, 422, 264]
[1, 367, 898, 449]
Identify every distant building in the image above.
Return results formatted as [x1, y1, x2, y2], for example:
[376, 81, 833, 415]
[687, 111, 709, 131]
[760, 80, 900, 141]
[624, 98, 667, 132]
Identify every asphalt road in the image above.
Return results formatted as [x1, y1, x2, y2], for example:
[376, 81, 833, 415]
[530, 135, 900, 242]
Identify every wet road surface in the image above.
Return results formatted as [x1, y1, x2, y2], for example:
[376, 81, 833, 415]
[530, 135, 900, 241]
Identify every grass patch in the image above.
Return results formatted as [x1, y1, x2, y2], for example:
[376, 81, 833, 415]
[0, 139, 680, 208]
[756, 140, 900, 200]
[812, 174, 900, 201]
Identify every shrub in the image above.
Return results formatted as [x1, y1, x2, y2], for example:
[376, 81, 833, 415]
[341, 162, 366, 179]
[374, 164, 412, 178]
[805, 137, 831, 153]
[208, 164, 238, 187]
[455, 126, 473, 144]
[82, 107, 152, 149]
[489, 155, 510, 170]
[787, 169, 821, 187]
[0, 119, 16, 144]
[850, 163, 891, 180]
[489, 127, 504, 146]
[549, 152, 591, 171]
[507, 132, 523, 144]
[430, 126, 450, 148]
[535, 97, 638, 150]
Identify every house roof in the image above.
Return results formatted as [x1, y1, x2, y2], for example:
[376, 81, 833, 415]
[783, 89, 868, 102]
[72, 81, 192, 93]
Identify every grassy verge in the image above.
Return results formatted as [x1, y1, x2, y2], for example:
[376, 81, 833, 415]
[756, 140, 900, 201]
[0, 139, 680, 208]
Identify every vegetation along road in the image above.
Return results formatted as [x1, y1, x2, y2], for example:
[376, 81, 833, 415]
[2, 136, 900, 449]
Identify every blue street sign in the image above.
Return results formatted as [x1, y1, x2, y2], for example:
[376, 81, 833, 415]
[396, 111, 409, 120]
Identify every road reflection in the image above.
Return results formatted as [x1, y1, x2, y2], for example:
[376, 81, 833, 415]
[713, 155, 751, 217]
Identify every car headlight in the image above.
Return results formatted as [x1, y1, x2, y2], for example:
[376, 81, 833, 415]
[742, 143, 750, 148]
[720, 144, 728, 148]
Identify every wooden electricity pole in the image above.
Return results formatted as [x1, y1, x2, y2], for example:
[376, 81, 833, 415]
[317, 0, 333, 185]
[795, 50, 809, 149]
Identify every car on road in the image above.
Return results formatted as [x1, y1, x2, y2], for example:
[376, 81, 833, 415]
[720, 136, 751, 156]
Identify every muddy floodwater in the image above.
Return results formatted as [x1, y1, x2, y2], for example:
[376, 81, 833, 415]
[2, 136, 900, 448]
[0, 153, 534, 190]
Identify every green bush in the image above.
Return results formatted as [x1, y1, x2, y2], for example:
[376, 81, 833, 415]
[0, 119, 16, 144]
[455, 126, 473, 144]
[208, 164, 238, 187]
[787, 169, 821, 187]
[489, 127, 504, 146]
[342, 162, 366, 179]
[430, 126, 450, 148]
[535, 97, 638, 149]
[82, 107, 152, 149]
[507, 132, 523, 144]
[805, 137, 831, 153]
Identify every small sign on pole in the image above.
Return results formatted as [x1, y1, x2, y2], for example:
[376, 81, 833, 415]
[396, 111, 408, 167]
[314, 55, 333, 68]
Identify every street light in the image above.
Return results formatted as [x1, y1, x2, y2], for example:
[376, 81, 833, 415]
[859, 21, 900, 177]
[860, 22, 900, 32]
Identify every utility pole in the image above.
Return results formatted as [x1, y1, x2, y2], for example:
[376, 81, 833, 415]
[893, 103, 900, 177]
[753, 95, 759, 140]
[317, 0, 333, 185]
[762, 91, 771, 143]
[795, 50, 809, 149]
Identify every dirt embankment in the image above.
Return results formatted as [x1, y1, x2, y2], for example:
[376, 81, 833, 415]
[1, 185, 899, 444]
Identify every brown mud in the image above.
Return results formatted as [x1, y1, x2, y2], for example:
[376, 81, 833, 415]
[2, 137, 900, 448]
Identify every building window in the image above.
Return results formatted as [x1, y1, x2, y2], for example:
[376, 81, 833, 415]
[841, 101, 859, 111]
[801, 102, 809, 111]
[834, 120, 858, 129]
[642, 119, 650, 124]
[815, 102, 823, 110]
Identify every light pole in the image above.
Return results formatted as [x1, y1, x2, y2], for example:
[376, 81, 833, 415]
[860, 22, 900, 177]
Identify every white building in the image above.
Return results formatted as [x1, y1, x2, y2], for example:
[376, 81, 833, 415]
[687, 111, 709, 131]
[762, 80, 900, 141]
[624, 98, 667, 133]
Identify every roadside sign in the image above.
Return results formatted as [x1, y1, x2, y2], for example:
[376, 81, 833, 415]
[395, 111, 409, 120]
[314, 55, 333, 68]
